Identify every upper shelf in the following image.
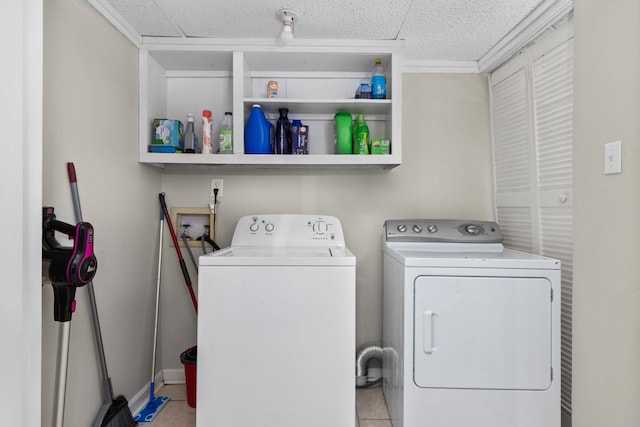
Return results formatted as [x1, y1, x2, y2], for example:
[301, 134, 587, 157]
[243, 98, 392, 115]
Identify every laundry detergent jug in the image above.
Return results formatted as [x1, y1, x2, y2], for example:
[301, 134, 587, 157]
[245, 104, 273, 154]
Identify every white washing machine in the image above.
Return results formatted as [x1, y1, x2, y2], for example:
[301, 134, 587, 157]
[197, 214, 356, 427]
[382, 219, 561, 427]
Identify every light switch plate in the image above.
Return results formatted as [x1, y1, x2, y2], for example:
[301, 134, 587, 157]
[604, 141, 622, 175]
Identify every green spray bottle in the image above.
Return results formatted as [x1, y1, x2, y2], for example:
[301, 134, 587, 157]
[353, 114, 369, 154]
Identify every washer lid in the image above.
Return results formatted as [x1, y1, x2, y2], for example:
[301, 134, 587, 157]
[199, 246, 355, 266]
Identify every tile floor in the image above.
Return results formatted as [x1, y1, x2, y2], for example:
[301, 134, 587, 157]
[144, 383, 391, 427]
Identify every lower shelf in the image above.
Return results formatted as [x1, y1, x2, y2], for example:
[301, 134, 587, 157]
[139, 153, 401, 169]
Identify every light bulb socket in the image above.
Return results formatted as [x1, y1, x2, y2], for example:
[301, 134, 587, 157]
[277, 9, 299, 43]
[277, 9, 299, 24]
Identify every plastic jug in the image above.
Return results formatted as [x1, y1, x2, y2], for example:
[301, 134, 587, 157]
[334, 112, 353, 154]
[245, 105, 272, 154]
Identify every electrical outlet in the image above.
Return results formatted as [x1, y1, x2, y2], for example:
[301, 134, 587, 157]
[210, 178, 223, 203]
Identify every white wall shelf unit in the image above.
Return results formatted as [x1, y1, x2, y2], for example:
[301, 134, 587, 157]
[139, 41, 403, 169]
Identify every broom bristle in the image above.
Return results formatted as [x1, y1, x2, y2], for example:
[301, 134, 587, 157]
[101, 396, 136, 427]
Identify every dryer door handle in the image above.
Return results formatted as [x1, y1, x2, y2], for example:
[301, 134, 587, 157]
[423, 310, 434, 354]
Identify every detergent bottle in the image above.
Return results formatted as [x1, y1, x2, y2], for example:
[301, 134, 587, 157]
[353, 114, 369, 154]
[245, 105, 273, 154]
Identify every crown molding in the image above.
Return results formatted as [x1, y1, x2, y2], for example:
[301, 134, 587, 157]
[87, 0, 142, 47]
[478, 0, 574, 73]
[402, 60, 480, 74]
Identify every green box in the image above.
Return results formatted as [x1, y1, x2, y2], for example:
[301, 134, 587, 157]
[370, 139, 390, 155]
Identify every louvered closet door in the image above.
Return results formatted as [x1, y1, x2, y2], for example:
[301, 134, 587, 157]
[532, 37, 574, 418]
[491, 59, 536, 252]
[490, 20, 574, 421]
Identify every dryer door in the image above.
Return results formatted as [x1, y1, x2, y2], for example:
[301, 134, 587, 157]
[414, 275, 552, 390]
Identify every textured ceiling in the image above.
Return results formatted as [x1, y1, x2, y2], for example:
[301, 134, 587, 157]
[104, 0, 548, 62]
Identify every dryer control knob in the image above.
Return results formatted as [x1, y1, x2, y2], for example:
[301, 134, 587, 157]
[465, 224, 479, 234]
[427, 225, 438, 233]
[397, 224, 407, 233]
[265, 223, 274, 232]
[249, 223, 259, 232]
[412, 224, 423, 233]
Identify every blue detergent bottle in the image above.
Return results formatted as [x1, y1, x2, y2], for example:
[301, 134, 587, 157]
[245, 104, 273, 154]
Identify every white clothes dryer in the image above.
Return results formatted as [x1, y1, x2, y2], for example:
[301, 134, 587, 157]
[382, 219, 561, 427]
[197, 214, 356, 427]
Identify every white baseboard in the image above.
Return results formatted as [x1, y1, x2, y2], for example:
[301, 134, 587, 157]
[162, 368, 186, 384]
[128, 369, 185, 416]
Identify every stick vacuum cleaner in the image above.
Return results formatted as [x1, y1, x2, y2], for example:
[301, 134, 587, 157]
[42, 207, 97, 427]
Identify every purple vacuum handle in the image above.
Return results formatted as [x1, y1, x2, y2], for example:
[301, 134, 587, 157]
[66, 222, 97, 286]
[67, 162, 83, 221]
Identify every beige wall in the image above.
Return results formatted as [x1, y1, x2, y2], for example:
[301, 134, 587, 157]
[43, 0, 493, 424]
[573, 0, 640, 425]
[157, 73, 494, 370]
[43, 0, 161, 425]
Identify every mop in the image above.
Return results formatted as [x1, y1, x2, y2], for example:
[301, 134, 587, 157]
[134, 208, 170, 422]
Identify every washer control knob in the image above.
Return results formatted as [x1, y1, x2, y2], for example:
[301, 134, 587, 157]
[265, 222, 274, 232]
[412, 224, 423, 233]
[465, 224, 479, 234]
[249, 222, 259, 232]
[313, 221, 328, 233]
[397, 224, 407, 233]
[427, 225, 438, 233]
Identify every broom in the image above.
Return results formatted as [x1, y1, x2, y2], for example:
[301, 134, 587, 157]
[66, 163, 136, 427]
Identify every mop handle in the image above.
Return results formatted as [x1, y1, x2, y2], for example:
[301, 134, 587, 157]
[66, 162, 114, 401]
[151, 210, 163, 385]
[158, 193, 198, 314]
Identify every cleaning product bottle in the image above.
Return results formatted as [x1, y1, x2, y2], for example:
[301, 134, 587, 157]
[218, 112, 233, 154]
[201, 110, 213, 154]
[353, 114, 369, 154]
[181, 113, 199, 153]
[291, 119, 310, 154]
[291, 119, 302, 154]
[334, 112, 353, 154]
[245, 104, 272, 154]
[371, 58, 387, 100]
[274, 108, 292, 154]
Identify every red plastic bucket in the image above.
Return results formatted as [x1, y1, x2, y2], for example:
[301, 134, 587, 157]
[180, 346, 197, 408]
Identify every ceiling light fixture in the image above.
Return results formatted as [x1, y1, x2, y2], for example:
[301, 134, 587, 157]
[277, 9, 299, 43]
